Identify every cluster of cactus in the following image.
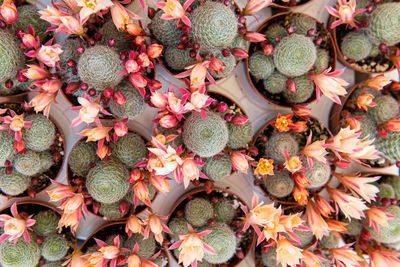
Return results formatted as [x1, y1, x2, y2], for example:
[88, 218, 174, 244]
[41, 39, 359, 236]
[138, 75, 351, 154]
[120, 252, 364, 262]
[0, 29, 24, 86]
[13, 5, 50, 41]
[265, 132, 299, 164]
[108, 81, 145, 120]
[109, 132, 147, 168]
[201, 154, 232, 181]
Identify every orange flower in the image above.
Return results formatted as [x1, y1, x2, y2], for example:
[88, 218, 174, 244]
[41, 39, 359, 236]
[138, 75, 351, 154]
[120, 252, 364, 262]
[291, 121, 308, 133]
[284, 155, 302, 174]
[109, 1, 140, 31]
[383, 116, 400, 132]
[365, 75, 391, 90]
[143, 212, 171, 245]
[133, 180, 150, 206]
[80, 126, 112, 142]
[327, 220, 349, 234]
[60, 193, 84, 214]
[330, 245, 363, 267]
[58, 212, 79, 234]
[293, 173, 310, 187]
[58, 15, 85, 36]
[314, 195, 334, 218]
[63, 248, 86, 267]
[345, 117, 361, 132]
[147, 44, 163, 59]
[335, 173, 380, 203]
[125, 215, 143, 237]
[302, 249, 325, 267]
[47, 184, 75, 202]
[305, 200, 329, 240]
[356, 93, 377, 111]
[276, 238, 304, 267]
[370, 249, 400, 266]
[293, 185, 308, 205]
[0, 0, 18, 24]
[77, 0, 113, 24]
[366, 207, 395, 234]
[254, 158, 274, 176]
[181, 158, 200, 188]
[230, 151, 251, 174]
[149, 174, 170, 194]
[327, 187, 368, 220]
[274, 113, 293, 132]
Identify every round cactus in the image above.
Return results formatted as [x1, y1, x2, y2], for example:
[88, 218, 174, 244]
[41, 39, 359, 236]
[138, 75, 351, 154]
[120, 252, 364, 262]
[151, 10, 182, 46]
[264, 23, 288, 45]
[351, 112, 377, 140]
[367, 2, 400, 46]
[344, 219, 362, 236]
[38, 151, 54, 173]
[110, 132, 147, 168]
[350, 87, 381, 101]
[263, 71, 287, 94]
[231, 36, 248, 50]
[265, 170, 294, 198]
[0, 167, 29, 196]
[182, 112, 229, 158]
[226, 121, 252, 149]
[23, 114, 56, 152]
[32, 210, 59, 237]
[99, 20, 131, 52]
[341, 32, 373, 61]
[69, 141, 97, 177]
[289, 14, 316, 35]
[164, 47, 194, 71]
[0, 237, 41, 267]
[185, 198, 214, 227]
[354, 0, 370, 21]
[302, 158, 331, 189]
[0, 29, 24, 84]
[59, 38, 85, 72]
[124, 233, 156, 259]
[369, 205, 400, 244]
[265, 132, 299, 164]
[261, 247, 278, 267]
[273, 34, 317, 77]
[77, 45, 124, 91]
[13, 5, 50, 41]
[14, 150, 41, 176]
[293, 228, 313, 248]
[41, 235, 69, 262]
[248, 52, 274, 80]
[99, 202, 127, 220]
[386, 176, 400, 199]
[168, 217, 189, 240]
[211, 53, 236, 79]
[314, 48, 330, 73]
[108, 82, 144, 120]
[190, 2, 238, 53]
[201, 154, 232, 181]
[368, 95, 399, 123]
[378, 183, 395, 199]
[0, 130, 15, 167]
[213, 198, 234, 223]
[376, 132, 400, 161]
[86, 159, 130, 204]
[282, 75, 314, 104]
[319, 233, 339, 249]
[203, 223, 236, 264]
[42, 262, 64, 267]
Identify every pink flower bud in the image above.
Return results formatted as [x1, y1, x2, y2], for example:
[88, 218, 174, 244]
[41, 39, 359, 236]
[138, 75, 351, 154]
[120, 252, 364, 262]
[148, 80, 162, 91]
[217, 103, 228, 113]
[292, 105, 311, 116]
[65, 82, 80, 94]
[125, 59, 140, 73]
[159, 115, 178, 128]
[232, 48, 249, 59]
[113, 91, 127, 106]
[263, 44, 274, 55]
[103, 88, 114, 98]
[150, 91, 167, 109]
[224, 113, 233, 122]
[232, 115, 249, 126]
[147, 44, 163, 58]
[230, 151, 249, 174]
[244, 31, 266, 42]
[0, 0, 18, 24]
[130, 73, 147, 88]
[114, 121, 128, 137]
[286, 78, 296, 93]
[119, 200, 129, 214]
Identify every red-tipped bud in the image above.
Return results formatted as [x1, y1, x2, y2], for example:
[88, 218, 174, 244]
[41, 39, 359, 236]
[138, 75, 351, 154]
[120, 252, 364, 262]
[31, 177, 39, 186]
[80, 83, 88, 91]
[119, 200, 129, 214]
[224, 113, 233, 122]
[88, 88, 96, 97]
[232, 48, 248, 59]
[263, 44, 274, 55]
[65, 82, 80, 94]
[286, 78, 296, 93]
[217, 103, 228, 113]
[92, 201, 100, 214]
[108, 38, 116, 47]
[232, 114, 249, 126]
[204, 180, 213, 194]
[307, 28, 316, 36]
[77, 46, 85, 53]
[148, 7, 156, 18]
[113, 91, 127, 106]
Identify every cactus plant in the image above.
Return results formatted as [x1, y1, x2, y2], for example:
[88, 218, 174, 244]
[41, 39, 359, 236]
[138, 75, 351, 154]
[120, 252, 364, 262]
[226, 121, 252, 149]
[23, 114, 56, 152]
[168, 217, 189, 240]
[273, 34, 317, 77]
[263, 71, 287, 94]
[289, 14, 316, 35]
[182, 111, 229, 158]
[261, 247, 278, 267]
[302, 158, 331, 189]
[202, 223, 236, 264]
[151, 10, 182, 46]
[265, 170, 294, 198]
[319, 233, 339, 249]
[344, 219, 362, 236]
[69, 141, 97, 177]
[264, 24, 287, 45]
[376, 132, 400, 161]
[213, 198, 234, 223]
[185, 197, 214, 227]
[265, 132, 299, 164]
[38, 151, 54, 173]
[351, 112, 377, 140]
[0, 29, 24, 84]
[86, 159, 130, 204]
[99, 202, 128, 220]
[314, 48, 330, 73]
[0, 167, 29, 196]
[386, 176, 400, 198]
[59, 38, 85, 71]
[367, 2, 400, 46]
[369, 205, 400, 244]
[124, 233, 156, 259]
[341, 32, 373, 61]
[109, 132, 147, 168]
[0, 237, 41, 267]
[77, 45, 124, 91]
[231, 36, 248, 50]
[201, 154, 232, 181]
[108, 82, 144, 120]
[248, 52, 274, 80]
[0, 130, 15, 167]
[32, 210, 59, 237]
[41, 235, 69, 262]
[164, 47, 194, 71]
[99, 20, 131, 52]
[377, 183, 395, 199]
[368, 95, 399, 123]
[282, 75, 315, 104]
[211, 53, 236, 79]
[13, 150, 41, 176]
[13, 5, 50, 41]
[293, 228, 313, 248]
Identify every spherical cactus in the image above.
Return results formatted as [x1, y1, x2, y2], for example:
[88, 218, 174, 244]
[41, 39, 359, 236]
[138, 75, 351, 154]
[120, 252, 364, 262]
[367, 2, 400, 46]
[13, 150, 41, 176]
[23, 114, 56, 152]
[314, 48, 330, 73]
[341, 32, 373, 61]
[59, 38, 85, 71]
[261, 247, 278, 267]
[248, 52, 274, 80]
[226, 121, 252, 149]
[376, 132, 400, 161]
[264, 23, 287, 45]
[369, 205, 400, 244]
[350, 87, 381, 101]
[282, 75, 314, 104]
[99, 202, 127, 220]
[124, 233, 156, 259]
[265, 170, 294, 198]
[231, 36, 248, 50]
[273, 34, 317, 77]
[42, 262, 64, 267]
[351, 112, 377, 140]
[69, 141, 97, 177]
[32, 210, 59, 237]
[289, 14, 316, 35]
[201, 154, 232, 181]
[265, 132, 299, 164]
[0, 79, 21, 96]
[386, 176, 400, 199]
[151, 10, 182, 46]
[13, 5, 50, 41]
[202, 223, 236, 264]
[86, 159, 130, 204]
[0, 237, 41, 267]
[369, 44, 380, 57]
[213, 198, 234, 223]
[354, 0, 369, 21]
[344, 219, 362, 236]
[211, 53, 236, 79]
[164, 47, 194, 71]
[0, 167, 29, 196]
[110, 132, 147, 168]
[293, 228, 313, 248]
[0, 130, 15, 167]
[41, 235, 69, 262]
[319, 233, 339, 249]
[378, 183, 395, 199]
[108, 82, 144, 120]
[302, 158, 331, 189]
[99, 20, 131, 52]
[190, 2, 238, 53]
[168, 217, 189, 240]
[182, 112, 229, 158]
[368, 95, 399, 123]
[38, 151, 54, 173]
[0, 29, 24, 84]
[77, 45, 124, 91]
[185, 198, 214, 227]
[263, 71, 287, 94]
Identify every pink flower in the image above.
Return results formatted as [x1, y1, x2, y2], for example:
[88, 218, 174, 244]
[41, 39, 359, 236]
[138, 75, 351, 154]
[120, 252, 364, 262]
[365, 75, 391, 90]
[327, 187, 368, 220]
[113, 121, 128, 139]
[147, 44, 163, 59]
[302, 132, 328, 167]
[23, 65, 50, 80]
[21, 33, 40, 49]
[0, 112, 32, 142]
[58, 16, 85, 36]
[175, 54, 215, 90]
[46, 182, 76, 201]
[284, 154, 302, 174]
[58, 193, 86, 234]
[110, 1, 141, 31]
[149, 174, 170, 194]
[292, 106, 311, 117]
[0, 0, 18, 24]
[77, 0, 114, 24]
[242, 0, 273, 16]
[150, 91, 168, 109]
[330, 244, 363, 267]
[276, 238, 304, 267]
[83, 236, 128, 267]
[335, 173, 380, 203]
[230, 151, 251, 174]
[37, 44, 63, 68]
[132, 180, 151, 207]
[63, 248, 86, 267]
[0, 203, 35, 243]
[231, 48, 249, 59]
[29, 93, 56, 117]
[39, 6, 67, 25]
[143, 211, 172, 244]
[155, 0, 194, 27]
[126, 244, 159, 267]
[244, 31, 266, 42]
[366, 206, 395, 234]
[310, 67, 348, 104]
[148, 138, 183, 176]
[79, 125, 112, 142]
[209, 57, 225, 74]
[159, 114, 179, 128]
[305, 200, 329, 240]
[125, 215, 143, 238]
[370, 249, 400, 267]
[314, 195, 334, 218]
[181, 158, 200, 188]
[383, 116, 400, 132]
[326, 0, 365, 29]
[293, 185, 309, 205]
[232, 115, 249, 126]
[71, 95, 108, 127]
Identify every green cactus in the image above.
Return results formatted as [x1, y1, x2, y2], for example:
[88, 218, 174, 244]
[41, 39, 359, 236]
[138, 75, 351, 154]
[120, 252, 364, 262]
[265, 170, 294, 198]
[211, 53, 236, 79]
[0, 167, 29, 196]
[13, 5, 50, 41]
[263, 71, 287, 94]
[41, 235, 70, 262]
[314, 48, 330, 73]
[302, 158, 331, 189]
[264, 23, 287, 45]
[213, 198, 234, 223]
[99, 202, 127, 220]
[350, 87, 381, 101]
[202, 223, 236, 264]
[69, 141, 97, 177]
[319, 233, 339, 249]
[341, 32, 373, 61]
[261, 247, 279, 267]
[377, 183, 395, 199]
[293, 228, 313, 248]
[0, 76, 32, 95]
[265, 132, 299, 164]
[201, 154, 232, 181]
[164, 47, 194, 71]
[369, 205, 400, 244]
[182, 111, 229, 158]
[248, 52, 274, 80]
[354, 0, 369, 21]
[386, 176, 400, 198]
[273, 34, 317, 77]
[32, 210, 59, 237]
[23, 114, 56, 152]
[77, 45, 124, 91]
[0, 237, 41, 267]
[110, 132, 147, 168]
[0, 29, 24, 84]
[59, 38, 85, 72]
[226, 121, 253, 149]
[38, 151, 54, 173]
[185, 198, 214, 227]
[99, 20, 131, 52]
[369, 44, 380, 57]
[231, 36, 248, 50]
[152, 256, 168, 267]
[0, 130, 15, 167]
[368, 95, 399, 123]
[168, 217, 189, 240]
[344, 219, 362, 236]
[13, 150, 41, 176]
[124, 233, 156, 259]
[367, 2, 400, 46]
[42, 262, 64, 267]
[190, 2, 238, 53]
[351, 112, 377, 140]
[282, 75, 315, 104]
[108, 82, 144, 120]
[151, 10, 182, 46]
[376, 132, 400, 161]
[86, 159, 130, 204]
[289, 14, 316, 35]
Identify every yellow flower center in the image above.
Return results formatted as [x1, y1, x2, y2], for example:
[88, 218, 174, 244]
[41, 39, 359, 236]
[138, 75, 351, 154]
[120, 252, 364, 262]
[83, 0, 97, 9]
[164, 0, 177, 14]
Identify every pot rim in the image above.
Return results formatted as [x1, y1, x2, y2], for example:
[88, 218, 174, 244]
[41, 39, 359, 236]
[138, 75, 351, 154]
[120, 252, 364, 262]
[271, 0, 314, 9]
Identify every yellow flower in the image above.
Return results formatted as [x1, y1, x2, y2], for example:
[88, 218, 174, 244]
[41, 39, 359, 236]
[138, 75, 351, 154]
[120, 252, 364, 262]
[254, 158, 274, 176]
[284, 156, 302, 173]
[274, 114, 292, 132]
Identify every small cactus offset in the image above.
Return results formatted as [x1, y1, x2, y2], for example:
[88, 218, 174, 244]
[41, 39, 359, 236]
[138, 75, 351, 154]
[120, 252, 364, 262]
[351, 112, 377, 140]
[0, 237, 41, 267]
[213, 198, 234, 223]
[32, 210, 59, 237]
[99, 20, 131, 52]
[124, 234, 156, 259]
[367, 2, 400, 46]
[377, 183, 395, 199]
[23, 114, 56, 152]
[201, 154, 232, 181]
[168, 217, 190, 240]
[108, 82, 144, 120]
[265, 170, 294, 198]
[314, 48, 330, 73]
[289, 14, 316, 35]
[38, 151, 55, 174]
[341, 32, 373, 61]
[0, 167, 30, 196]
[0, 29, 24, 84]
[226, 121, 253, 149]
[282, 75, 315, 104]
[264, 24, 288, 45]
[248, 52, 274, 80]
[99, 202, 128, 220]
[376, 132, 400, 161]
[319, 233, 340, 249]
[68, 141, 98, 177]
[13, 150, 41, 177]
[202, 223, 236, 264]
[265, 132, 299, 164]
[368, 95, 399, 123]
[41, 235, 70, 262]
[185, 198, 214, 227]
[151, 10, 182, 47]
[109, 132, 147, 168]
[59, 38, 86, 72]
[263, 72, 287, 94]
[164, 47, 194, 71]
[302, 158, 331, 189]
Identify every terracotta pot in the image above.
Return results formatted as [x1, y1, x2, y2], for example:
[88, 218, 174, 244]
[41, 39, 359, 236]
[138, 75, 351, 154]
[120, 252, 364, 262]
[250, 115, 334, 206]
[245, 12, 337, 108]
[0, 101, 66, 199]
[271, 0, 314, 9]
[0, 91, 29, 101]
[166, 186, 256, 267]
